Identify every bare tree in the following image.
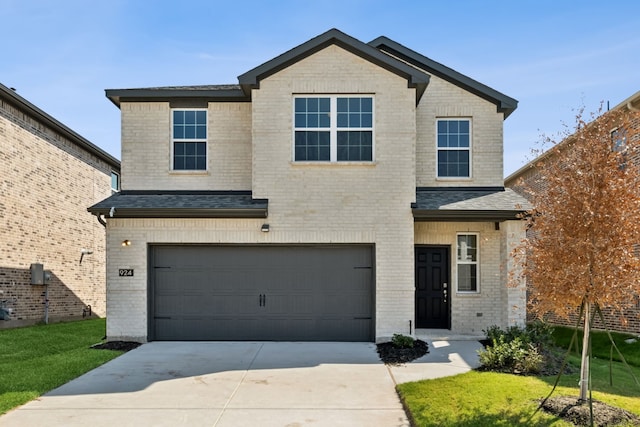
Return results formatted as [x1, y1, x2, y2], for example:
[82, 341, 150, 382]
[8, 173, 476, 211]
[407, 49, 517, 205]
[514, 105, 640, 401]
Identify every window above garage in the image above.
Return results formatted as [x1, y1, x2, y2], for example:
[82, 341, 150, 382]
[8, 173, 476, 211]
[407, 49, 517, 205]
[437, 118, 471, 179]
[293, 96, 374, 163]
[172, 109, 207, 171]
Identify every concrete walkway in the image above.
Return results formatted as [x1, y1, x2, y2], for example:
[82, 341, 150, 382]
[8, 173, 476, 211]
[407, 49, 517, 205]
[1, 340, 482, 427]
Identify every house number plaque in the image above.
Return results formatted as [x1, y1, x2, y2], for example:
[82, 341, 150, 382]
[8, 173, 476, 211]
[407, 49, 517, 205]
[118, 269, 134, 277]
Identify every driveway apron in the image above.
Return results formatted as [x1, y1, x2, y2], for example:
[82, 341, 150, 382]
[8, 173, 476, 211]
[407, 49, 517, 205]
[0, 342, 411, 427]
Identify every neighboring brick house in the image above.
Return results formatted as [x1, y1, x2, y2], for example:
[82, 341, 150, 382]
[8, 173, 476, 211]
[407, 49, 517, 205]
[506, 90, 640, 334]
[89, 29, 529, 343]
[0, 83, 120, 327]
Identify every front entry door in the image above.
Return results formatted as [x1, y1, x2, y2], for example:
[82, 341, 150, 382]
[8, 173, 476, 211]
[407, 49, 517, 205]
[415, 246, 450, 329]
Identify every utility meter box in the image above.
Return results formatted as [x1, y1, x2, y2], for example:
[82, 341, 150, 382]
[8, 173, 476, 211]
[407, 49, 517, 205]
[30, 263, 44, 285]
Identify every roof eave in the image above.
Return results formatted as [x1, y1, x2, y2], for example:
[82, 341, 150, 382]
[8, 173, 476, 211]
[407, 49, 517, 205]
[1, 83, 120, 170]
[506, 91, 640, 184]
[87, 207, 268, 219]
[412, 209, 525, 221]
[105, 88, 250, 107]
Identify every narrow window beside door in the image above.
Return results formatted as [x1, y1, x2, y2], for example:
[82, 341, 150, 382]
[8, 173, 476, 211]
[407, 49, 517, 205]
[456, 233, 478, 292]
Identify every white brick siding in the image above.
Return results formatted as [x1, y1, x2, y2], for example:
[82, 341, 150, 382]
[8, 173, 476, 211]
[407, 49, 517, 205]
[251, 45, 416, 340]
[121, 102, 251, 190]
[502, 219, 527, 327]
[416, 76, 505, 187]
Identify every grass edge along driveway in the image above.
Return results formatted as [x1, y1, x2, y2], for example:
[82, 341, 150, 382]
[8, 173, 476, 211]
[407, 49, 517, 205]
[0, 319, 122, 415]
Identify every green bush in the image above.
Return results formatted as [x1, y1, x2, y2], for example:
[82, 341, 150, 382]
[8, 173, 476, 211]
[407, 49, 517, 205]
[485, 321, 554, 348]
[392, 333, 415, 348]
[525, 321, 555, 349]
[478, 323, 551, 374]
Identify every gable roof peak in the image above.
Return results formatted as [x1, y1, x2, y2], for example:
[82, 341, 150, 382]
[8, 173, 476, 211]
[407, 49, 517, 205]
[237, 28, 430, 104]
[369, 36, 518, 118]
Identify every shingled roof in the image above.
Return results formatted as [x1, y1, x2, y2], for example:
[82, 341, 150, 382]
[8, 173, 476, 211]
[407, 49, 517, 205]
[88, 191, 268, 218]
[106, 85, 246, 107]
[412, 187, 530, 221]
[105, 29, 516, 115]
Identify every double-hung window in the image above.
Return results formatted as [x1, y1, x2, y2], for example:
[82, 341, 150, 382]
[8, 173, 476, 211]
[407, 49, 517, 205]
[294, 96, 373, 162]
[172, 109, 207, 170]
[457, 233, 479, 292]
[437, 119, 471, 178]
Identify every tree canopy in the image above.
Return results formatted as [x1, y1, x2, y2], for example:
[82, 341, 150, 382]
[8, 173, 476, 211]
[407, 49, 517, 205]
[515, 105, 640, 325]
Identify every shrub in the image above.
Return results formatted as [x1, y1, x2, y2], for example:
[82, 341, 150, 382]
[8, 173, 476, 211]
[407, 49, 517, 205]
[392, 333, 415, 349]
[525, 321, 555, 349]
[478, 322, 552, 374]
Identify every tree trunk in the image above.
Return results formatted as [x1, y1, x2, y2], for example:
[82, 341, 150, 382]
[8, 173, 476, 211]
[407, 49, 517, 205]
[579, 300, 591, 402]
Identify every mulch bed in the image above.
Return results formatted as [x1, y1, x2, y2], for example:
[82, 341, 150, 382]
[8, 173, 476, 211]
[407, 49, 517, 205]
[376, 339, 429, 365]
[540, 396, 640, 426]
[91, 341, 142, 352]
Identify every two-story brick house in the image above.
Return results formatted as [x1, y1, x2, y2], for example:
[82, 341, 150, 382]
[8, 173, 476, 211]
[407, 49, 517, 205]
[89, 29, 529, 342]
[1, 82, 120, 327]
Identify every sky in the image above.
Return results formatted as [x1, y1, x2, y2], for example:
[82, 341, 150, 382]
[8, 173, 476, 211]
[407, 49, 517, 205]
[2, 0, 639, 177]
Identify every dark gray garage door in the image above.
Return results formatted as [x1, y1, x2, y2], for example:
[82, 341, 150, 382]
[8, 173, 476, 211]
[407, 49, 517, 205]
[149, 245, 373, 341]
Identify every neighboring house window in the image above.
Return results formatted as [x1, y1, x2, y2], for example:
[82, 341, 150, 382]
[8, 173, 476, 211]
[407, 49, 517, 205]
[437, 119, 471, 178]
[111, 171, 120, 193]
[612, 127, 628, 169]
[457, 233, 478, 292]
[612, 127, 627, 152]
[172, 109, 207, 170]
[294, 96, 373, 162]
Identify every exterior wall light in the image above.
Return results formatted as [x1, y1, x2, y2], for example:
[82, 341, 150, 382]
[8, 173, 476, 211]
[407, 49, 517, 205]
[261, 224, 270, 232]
[121, 240, 132, 246]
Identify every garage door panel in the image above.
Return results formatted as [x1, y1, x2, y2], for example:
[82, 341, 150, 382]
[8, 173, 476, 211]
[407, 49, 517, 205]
[150, 245, 373, 341]
[154, 295, 180, 317]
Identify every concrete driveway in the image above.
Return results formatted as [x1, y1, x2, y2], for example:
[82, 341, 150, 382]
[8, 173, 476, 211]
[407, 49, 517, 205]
[1, 340, 482, 427]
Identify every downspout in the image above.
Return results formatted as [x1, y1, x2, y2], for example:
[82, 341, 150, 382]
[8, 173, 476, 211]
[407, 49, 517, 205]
[96, 214, 107, 228]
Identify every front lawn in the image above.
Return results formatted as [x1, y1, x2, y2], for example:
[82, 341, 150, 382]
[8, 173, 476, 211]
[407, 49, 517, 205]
[552, 325, 640, 367]
[399, 327, 640, 426]
[399, 371, 640, 426]
[0, 319, 123, 415]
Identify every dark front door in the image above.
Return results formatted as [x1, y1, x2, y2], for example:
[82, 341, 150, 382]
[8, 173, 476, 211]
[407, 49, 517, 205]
[415, 246, 450, 329]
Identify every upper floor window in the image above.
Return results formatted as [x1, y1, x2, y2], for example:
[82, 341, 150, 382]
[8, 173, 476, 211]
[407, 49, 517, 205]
[457, 233, 479, 292]
[110, 171, 120, 193]
[611, 127, 627, 153]
[172, 109, 207, 170]
[294, 96, 373, 162]
[437, 119, 471, 178]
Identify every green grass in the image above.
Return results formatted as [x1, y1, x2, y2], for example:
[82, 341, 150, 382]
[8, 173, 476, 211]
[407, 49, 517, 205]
[0, 319, 123, 415]
[399, 327, 640, 427]
[552, 326, 640, 367]
[398, 371, 640, 427]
